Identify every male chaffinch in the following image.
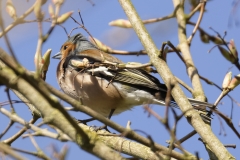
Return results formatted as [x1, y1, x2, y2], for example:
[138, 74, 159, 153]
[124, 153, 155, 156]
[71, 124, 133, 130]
[53, 33, 212, 121]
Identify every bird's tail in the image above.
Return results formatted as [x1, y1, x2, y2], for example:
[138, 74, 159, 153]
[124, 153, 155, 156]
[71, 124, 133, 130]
[153, 98, 213, 123]
[153, 98, 213, 108]
[187, 98, 213, 108]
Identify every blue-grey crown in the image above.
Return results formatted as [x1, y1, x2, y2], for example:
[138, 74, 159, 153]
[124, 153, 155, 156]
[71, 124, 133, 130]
[67, 33, 98, 53]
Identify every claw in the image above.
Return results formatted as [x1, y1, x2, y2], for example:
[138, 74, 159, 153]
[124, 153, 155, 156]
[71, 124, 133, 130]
[90, 125, 110, 132]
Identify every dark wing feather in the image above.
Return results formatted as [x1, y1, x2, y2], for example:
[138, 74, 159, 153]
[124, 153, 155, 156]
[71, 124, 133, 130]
[92, 67, 168, 94]
[110, 69, 167, 91]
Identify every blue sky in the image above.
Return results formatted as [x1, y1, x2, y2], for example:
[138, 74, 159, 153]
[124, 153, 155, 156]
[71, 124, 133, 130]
[0, 0, 240, 159]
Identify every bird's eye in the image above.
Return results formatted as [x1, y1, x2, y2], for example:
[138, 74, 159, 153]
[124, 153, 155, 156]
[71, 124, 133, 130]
[63, 45, 68, 50]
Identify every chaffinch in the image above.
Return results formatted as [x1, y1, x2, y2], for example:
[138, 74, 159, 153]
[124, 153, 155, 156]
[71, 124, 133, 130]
[53, 33, 212, 121]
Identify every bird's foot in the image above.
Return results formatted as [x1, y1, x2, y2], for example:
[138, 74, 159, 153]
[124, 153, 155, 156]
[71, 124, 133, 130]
[90, 125, 110, 132]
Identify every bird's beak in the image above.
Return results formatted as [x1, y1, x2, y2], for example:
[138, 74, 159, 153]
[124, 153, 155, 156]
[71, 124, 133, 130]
[52, 52, 62, 59]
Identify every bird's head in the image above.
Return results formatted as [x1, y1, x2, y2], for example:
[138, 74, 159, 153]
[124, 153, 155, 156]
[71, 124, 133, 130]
[52, 33, 98, 60]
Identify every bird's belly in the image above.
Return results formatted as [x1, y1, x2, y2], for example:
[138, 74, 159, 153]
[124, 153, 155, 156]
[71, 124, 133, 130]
[58, 68, 156, 116]
[58, 69, 134, 116]
[113, 82, 156, 107]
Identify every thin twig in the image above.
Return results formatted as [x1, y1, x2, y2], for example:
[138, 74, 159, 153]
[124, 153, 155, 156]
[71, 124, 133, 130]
[175, 76, 194, 93]
[0, 143, 25, 160]
[0, 1, 38, 37]
[187, 2, 202, 20]
[5, 87, 16, 113]
[3, 117, 39, 145]
[0, 120, 14, 139]
[0, 2, 18, 64]
[213, 109, 240, 138]
[187, 1, 206, 43]
[199, 74, 240, 117]
[11, 147, 50, 160]
[178, 130, 197, 144]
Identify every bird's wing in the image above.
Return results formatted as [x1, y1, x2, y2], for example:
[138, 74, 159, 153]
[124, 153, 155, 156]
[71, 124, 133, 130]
[110, 68, 167, 92]
[88, 67, 214, 107]
[70, 57, 214, 108]
[75, 49, 123, 64]
[71, 49, 167, 91]
[87, 66, 166, 92]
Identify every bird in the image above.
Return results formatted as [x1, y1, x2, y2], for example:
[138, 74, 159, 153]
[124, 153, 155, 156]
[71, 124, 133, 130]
[53, 33, 213, 123]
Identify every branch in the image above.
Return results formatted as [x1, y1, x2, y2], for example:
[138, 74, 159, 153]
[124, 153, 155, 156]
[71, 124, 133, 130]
[0, 1, 39, 38]
[118, 0, 234, 159]
[3, 117, 39, 145]
[187, 1, 206, 43]
[0, 142, 25, 160]
[0, 49, 125, 160]
[173, 0, 206, 102]
[173, 0, 234, 159]
[0, 48, 188, 159]
[45, 80, 189, 159]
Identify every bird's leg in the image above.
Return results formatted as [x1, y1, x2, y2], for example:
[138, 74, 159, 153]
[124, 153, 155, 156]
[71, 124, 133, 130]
[77, 117, 95, 125]
[93, 109, 115, 132]
[108, 108, 115, 119]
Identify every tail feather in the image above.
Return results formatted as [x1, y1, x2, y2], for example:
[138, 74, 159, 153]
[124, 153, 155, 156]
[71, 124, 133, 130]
[152, 98, 213, 124]
[153, 98, 213, 108]
[187, 98, 213, 108]
[152, 99, 179, 108]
